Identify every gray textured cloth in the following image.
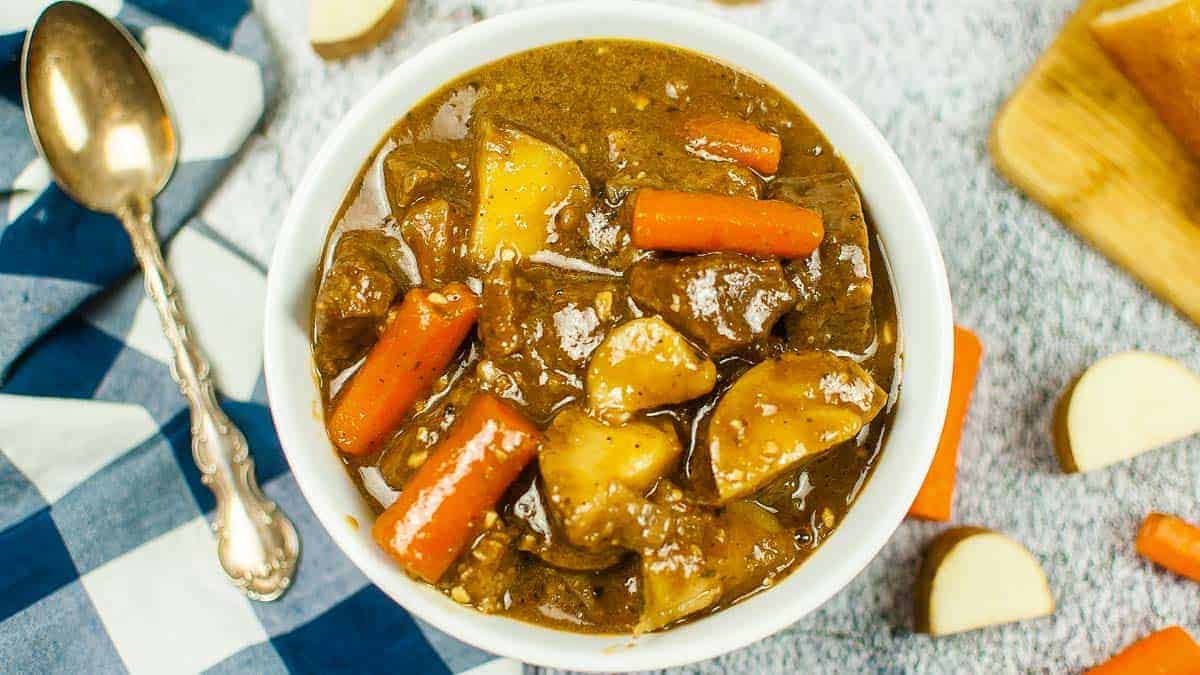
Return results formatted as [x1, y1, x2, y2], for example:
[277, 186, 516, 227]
[224, 1, 1200, 672]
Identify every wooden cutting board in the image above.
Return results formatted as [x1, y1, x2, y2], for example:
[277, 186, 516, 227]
[991, 0, 1200, 326]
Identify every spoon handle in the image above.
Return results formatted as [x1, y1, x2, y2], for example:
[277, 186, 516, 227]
[119, 198, 300, 602]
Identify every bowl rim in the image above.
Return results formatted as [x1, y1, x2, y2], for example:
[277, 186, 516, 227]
[265, 2, 954, 671]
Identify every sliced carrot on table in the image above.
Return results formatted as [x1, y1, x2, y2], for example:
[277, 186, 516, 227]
[1136, 512, 1200, 583]
[372, 393, 541, 583]
[631, 189, 823, 258]
[909, 326, 984, 521]
[683, 116, 783, 175]
[1086, 626, 1200, 675]
[328, 283, 479, 456]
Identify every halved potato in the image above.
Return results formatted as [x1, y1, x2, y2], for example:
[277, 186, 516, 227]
[587, 317, 717, 422]
[539, 408, 683, 548]
[708, 351, 886, 502]
[470, 121, 590, 266]
[1055, 351, 1200, 473]
[915, 527, 1054, 636]
[309, 0, 406, 60]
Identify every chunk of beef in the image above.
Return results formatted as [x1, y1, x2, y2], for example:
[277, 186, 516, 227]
[769, 173, 875, 353]
[312, 230, 412, 379]
[542, 203, 639, 273]
[399, 198, 467, 284]
[603, 129, 762, 202]
[627, 253, 796, 357]
[479, 260, 522, 357]
[477, 262, 630, 420]
[383, 151, 443, 213]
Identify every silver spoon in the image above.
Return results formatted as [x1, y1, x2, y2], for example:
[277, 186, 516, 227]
[21, 1, 299, 601]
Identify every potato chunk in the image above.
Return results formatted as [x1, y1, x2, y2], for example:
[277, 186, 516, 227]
[708, 351, 886, 502]
[635, 494, 795, 633]
[309, 0, 406, 61]
[915, 527, 1054, 636]
[711, 501, 798, 599]
[383, 152, 442, 212]
[587, 317, 717, 421]
[1055, 351, 1200, 473]
[539, 408, 683, 549]
[470, 120, 590, 266]
[637, 541, 722, 634]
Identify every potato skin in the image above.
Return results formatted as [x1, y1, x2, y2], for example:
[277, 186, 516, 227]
[913, 526, 994, 635]
[1052, 375, 1082, 474]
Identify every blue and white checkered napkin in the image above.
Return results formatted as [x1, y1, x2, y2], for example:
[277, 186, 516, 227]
[0, 2, 513, 673]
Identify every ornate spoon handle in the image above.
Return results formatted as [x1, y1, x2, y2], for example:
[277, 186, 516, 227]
[120, 198, 299, 601]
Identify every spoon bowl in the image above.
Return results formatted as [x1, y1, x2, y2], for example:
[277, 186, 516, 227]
[22, 0, 176, 214]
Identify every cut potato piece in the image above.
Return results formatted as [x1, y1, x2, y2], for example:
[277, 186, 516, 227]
[309, 0, 406, 60]
[1054, 351, 1200, 473]
[636, 486, 723, 633]
[636, 495, 797, 633]
[710, 501, 798, 599]
[915, 527, 1054, 636]
[1092, 0, 1200, 159]
[637, 541, 722, 634]
[470, 121, 590, 266]
[708, 351, 886, 502]
[539, 408, 683, 548]
[587, 317, 717, 422]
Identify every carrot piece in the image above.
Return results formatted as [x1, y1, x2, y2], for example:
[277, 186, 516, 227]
[1136, 512, 1200, 583]
[908, 326, 984, 521]
[683, 116, 783, 175]
[371, 393, 540, 583]
[327, 284, 479, 456]
[631, 189, 823, 258]
[1086, 626, 1200, 675]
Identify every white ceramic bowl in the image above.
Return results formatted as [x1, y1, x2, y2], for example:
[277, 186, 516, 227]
[265, 2, 953, 670]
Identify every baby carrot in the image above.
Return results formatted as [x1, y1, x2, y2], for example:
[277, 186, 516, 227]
[1136, 512, 1200, 583]
[372, 393, 541, 583]
[683, 116, 783, 175]
[631, 189, 823, 258]
[328, 284, 479, 456]
[1086, 626, 1200, 675]
[909, 326, 984, 521]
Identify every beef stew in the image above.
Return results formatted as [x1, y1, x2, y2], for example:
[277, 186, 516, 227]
[311, 40, 900, 634]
